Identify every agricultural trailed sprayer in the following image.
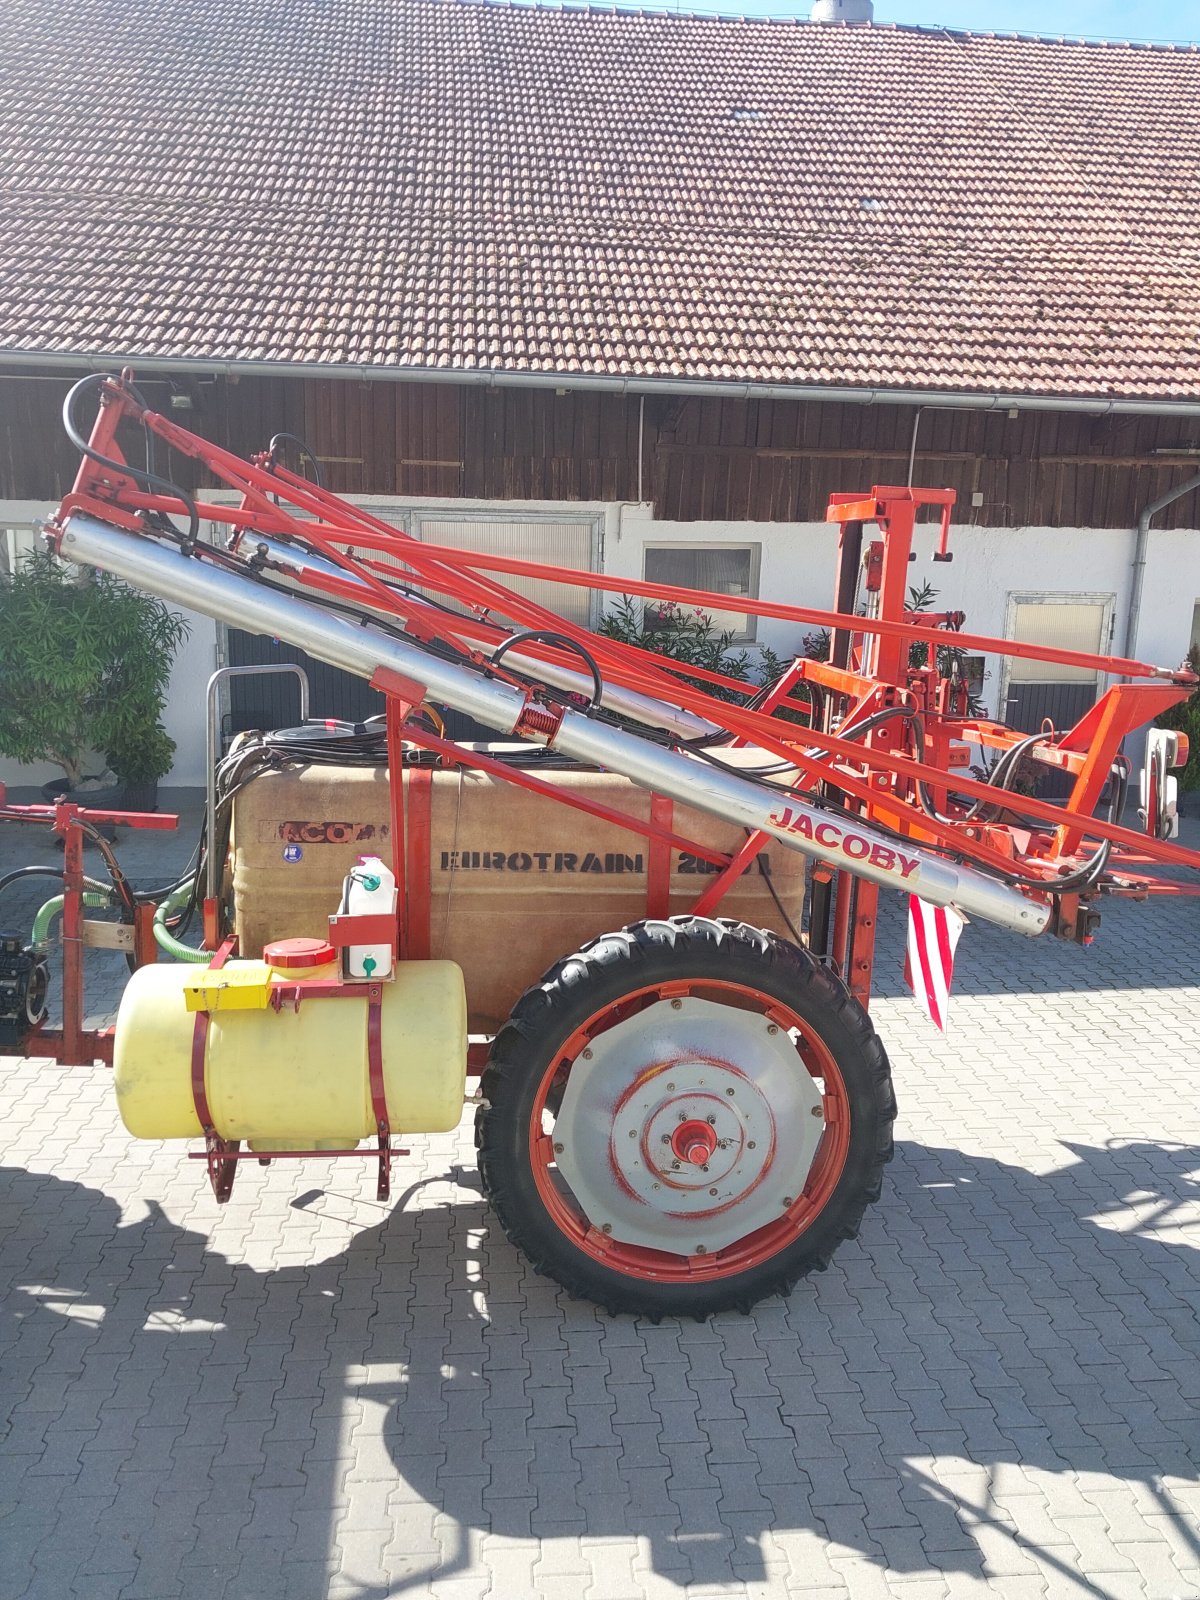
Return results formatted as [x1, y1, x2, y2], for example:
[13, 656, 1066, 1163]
[3, 370, 1198, 1317]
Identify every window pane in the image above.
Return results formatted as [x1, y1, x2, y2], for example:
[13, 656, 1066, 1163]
[643, 546, 756, 639]
[1008, 601, 1106, 683]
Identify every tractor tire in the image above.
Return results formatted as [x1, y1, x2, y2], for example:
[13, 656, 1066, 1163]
[476, 916, 895, 1319]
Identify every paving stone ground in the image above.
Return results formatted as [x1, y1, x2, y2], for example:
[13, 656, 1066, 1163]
[2, 794, 1199, 1599]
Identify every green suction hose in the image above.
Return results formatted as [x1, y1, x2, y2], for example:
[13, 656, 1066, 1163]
[153, 885, 210, 963]
[32, 891, 111, 948]
[31, 885, 208, 963]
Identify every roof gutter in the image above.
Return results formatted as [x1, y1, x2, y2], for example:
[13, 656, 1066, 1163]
[3, 347, 1200, 418]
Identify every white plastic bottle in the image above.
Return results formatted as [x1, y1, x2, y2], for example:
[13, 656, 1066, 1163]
[342, 855, 398, 979]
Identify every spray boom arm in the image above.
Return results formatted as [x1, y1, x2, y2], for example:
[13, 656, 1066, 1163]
[46, 372, 1200, 971]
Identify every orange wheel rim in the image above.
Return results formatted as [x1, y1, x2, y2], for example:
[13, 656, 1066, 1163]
[527, 978, 852, 1284]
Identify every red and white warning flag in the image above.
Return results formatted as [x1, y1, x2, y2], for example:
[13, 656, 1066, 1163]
[904, 895, 965, 1032]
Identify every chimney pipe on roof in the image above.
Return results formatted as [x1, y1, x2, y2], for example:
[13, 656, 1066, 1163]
[810, 0, 874, 20]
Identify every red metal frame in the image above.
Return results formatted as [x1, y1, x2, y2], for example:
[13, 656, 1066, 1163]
[0, 794, 176, 1065]
[39, 376, 1200, 1029]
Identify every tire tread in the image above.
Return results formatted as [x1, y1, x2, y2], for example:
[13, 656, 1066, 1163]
[477, 916, 895, 1318]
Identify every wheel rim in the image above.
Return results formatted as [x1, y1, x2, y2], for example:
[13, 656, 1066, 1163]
[526, 978, 852, 1284]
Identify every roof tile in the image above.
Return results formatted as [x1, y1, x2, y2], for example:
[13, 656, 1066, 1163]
[1, 1, 1199, 397]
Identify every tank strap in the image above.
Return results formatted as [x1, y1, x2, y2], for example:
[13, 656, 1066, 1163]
[366, 985, 391, 1202]
[191, 937, 241, 1203]
[647, 794, 674, 918]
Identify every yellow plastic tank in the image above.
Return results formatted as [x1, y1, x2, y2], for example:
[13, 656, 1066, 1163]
[113, 947, 467, 1148]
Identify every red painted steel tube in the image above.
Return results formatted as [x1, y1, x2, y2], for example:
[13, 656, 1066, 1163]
[59, 821, 85, 1065]
[405, 766, 433, 962]
[392, 540, 1192, 684]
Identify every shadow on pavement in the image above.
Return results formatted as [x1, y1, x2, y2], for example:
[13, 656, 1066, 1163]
[3, 1127, 1199, 1596]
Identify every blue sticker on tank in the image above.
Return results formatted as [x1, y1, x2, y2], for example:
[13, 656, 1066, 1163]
[282, 844, 303, 863]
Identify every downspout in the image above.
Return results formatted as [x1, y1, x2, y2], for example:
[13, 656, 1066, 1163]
[1124, 470, 1200, 661]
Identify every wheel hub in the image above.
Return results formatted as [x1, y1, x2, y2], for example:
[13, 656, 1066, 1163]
[553, 997, 825, 1255]
[670, 1119, 718, 1167]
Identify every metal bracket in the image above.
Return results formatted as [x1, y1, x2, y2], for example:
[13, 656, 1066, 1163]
[81, 919, 135, 951]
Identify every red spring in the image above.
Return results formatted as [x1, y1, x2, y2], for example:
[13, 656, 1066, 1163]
[515, 701, 563, 741]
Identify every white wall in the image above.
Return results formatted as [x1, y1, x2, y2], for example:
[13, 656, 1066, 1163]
[610, 508, 1200, 721]
[4, 492, 1198, 790]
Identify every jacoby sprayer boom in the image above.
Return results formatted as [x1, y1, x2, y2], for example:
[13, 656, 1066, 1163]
[62, 512, 1045, 935]
[3, 368, 1196, 1320]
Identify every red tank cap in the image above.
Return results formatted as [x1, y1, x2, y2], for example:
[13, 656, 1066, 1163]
[263, 937, 336, 970]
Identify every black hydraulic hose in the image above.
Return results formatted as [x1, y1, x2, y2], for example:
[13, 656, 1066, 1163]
[490, 628, 604, 711]
[0, 866, 112, 898]
[268, 432, 325, 489]
[749, 837, 804, 946]
[69, 819, 139, 914]
[62, 373, 201, 547]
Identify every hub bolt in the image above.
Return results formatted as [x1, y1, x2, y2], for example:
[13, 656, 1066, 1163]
[582, 1048, 593, 1060]
[747, 1140, 757, 1150]
[671, 999, 683, 1010]
[553, 1142, 564, 1153]
[706, 1114, 716, 1124]
[782, 1196, 794, 1207]
[601, 1223, 612, 1234]
[709, 1188, 718, 1196]
[695, 1245, 707, 1255]
[725, 1087, 735, 1097]
[767, 1024, 779, 1035]
[811, 1105, 822, 1118]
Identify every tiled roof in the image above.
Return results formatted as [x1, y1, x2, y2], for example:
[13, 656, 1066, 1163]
[2, 0, 1200, 399]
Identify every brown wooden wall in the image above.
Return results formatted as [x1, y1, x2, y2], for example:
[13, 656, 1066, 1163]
[4, 365, 1200, 528]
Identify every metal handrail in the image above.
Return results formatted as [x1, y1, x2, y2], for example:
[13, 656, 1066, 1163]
[204, 664, 311, 905]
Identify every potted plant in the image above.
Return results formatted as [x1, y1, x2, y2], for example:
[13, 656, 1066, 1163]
[0, 549, 188, 809]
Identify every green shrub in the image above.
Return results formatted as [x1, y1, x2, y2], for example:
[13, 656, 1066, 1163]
[0, 550, 188, 788]
[597, 595, 818, 721]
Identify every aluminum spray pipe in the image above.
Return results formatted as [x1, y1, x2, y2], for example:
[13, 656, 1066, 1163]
[230, 529, 721, 743]
[58, 514, 1050, 936]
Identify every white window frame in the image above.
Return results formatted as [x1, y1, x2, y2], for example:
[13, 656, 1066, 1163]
[0, 501, 57, 576]
[641, 541, 762, 644]
[203, 494, 608, 667]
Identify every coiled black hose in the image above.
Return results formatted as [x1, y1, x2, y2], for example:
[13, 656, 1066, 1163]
[62, 373, 200, 547]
